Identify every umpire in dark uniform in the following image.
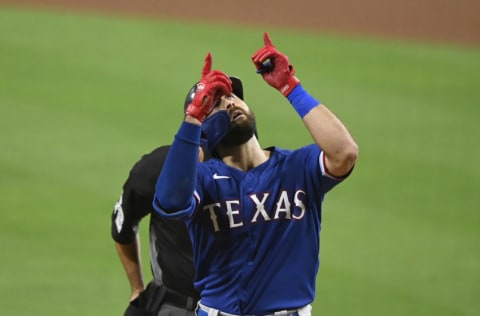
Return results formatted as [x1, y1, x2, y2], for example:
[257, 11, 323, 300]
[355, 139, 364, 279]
[111, 145, 208, 315]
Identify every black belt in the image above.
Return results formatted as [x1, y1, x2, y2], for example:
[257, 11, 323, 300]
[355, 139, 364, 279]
[163, 289, 198, 311]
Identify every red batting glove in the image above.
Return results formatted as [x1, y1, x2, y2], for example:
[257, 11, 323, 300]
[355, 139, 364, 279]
[251, 32, 300, 97]
[186, 53, 232, 122]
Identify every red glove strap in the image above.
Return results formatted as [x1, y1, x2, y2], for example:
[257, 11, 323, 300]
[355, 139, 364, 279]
[186, 102, 208, 122]
[279, 75, 300, 97]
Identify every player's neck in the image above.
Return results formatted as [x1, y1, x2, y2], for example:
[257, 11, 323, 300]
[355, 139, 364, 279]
[219, 137, 270, 171]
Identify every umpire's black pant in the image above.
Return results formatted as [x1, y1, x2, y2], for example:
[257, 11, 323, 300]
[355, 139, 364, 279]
[124, 281, 197, 316]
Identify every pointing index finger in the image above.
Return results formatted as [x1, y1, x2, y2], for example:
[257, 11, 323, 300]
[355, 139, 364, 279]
[263, 32, 274, 48]
[202, 53, 212, 77]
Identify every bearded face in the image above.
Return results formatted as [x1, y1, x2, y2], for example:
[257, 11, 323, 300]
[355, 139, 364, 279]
[219, 106, 257, 147]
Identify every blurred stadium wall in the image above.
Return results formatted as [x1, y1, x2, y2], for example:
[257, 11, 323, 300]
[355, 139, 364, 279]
[1, 0, 479, 46]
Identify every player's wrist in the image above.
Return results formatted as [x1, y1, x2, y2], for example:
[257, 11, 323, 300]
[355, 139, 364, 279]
[175, 121, 202, 145]
[185, 103, 207, 123]
[280, 76, 300, 97]
[185, 114, 202, 126]
[287, 84, 320, 118]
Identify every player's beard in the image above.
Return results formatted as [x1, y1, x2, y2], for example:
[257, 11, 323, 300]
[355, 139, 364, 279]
[219, 107, 256, 147]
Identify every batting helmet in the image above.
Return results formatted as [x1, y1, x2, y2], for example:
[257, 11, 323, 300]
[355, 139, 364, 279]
[183, 76, 244, 110]
[183, 76, 258, 157]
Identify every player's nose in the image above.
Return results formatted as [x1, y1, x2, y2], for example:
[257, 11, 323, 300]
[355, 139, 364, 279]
[225, 100, 235, 110]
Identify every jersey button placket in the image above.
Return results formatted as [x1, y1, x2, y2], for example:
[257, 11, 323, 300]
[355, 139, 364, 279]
[246, 171, 255, 192]
[240, 172, 257, 306]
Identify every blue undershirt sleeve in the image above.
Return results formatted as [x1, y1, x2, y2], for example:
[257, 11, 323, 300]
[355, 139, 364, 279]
[287, 84, 320, 118]
[153, 121, 201, 213]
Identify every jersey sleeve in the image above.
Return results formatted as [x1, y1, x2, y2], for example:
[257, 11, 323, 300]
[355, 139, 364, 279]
[152, 122, 202, 218]
[111, 183, 150, 244]
[302, 144, 352, 194]
[111, 146, 169, 244]
[152, 162, 208, 220]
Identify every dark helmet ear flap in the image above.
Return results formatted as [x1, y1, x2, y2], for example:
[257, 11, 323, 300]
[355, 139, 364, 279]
[201, 111, 231, 157]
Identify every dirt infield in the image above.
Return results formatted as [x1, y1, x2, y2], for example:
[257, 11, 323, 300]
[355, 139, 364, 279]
[2, 0, 479, 46]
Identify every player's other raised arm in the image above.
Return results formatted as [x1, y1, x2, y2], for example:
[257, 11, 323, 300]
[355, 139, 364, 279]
[252, 32, 358, 177]
[153, 54, 232, 214]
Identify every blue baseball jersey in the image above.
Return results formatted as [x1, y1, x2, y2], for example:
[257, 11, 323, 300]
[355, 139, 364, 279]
[155, 144, 347, 315]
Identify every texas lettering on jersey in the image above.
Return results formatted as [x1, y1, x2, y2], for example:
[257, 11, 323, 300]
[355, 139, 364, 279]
[202, 189, 306, 232]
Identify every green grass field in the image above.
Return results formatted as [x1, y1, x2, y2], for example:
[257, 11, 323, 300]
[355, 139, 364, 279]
[0, 6, 479, 316]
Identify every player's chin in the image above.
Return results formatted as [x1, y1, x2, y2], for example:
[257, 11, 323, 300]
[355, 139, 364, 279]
[222, 123, 255, 146]
[230, 119, 254, 135]
[231, 115, 248, 127]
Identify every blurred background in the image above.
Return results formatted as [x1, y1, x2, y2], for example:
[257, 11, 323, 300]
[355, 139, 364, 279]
[0, 1, 479, 315]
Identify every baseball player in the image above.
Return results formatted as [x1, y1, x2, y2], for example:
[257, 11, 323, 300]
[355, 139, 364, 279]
[152, 32, 358, 315]
[111, 79, 245, 316]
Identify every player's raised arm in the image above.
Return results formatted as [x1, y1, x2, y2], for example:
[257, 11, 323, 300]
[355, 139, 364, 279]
[153, 54, 232, 214]
[252, 32, 358, 177]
